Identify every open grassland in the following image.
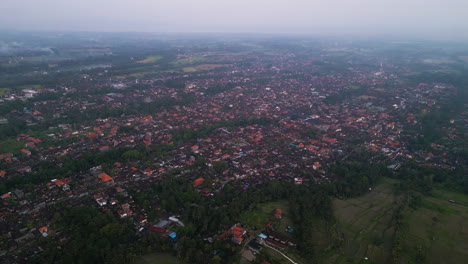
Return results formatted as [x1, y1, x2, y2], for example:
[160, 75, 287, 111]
[136, 56, 163, 64]
[325, 178, 468, 264]
[0, 87, 11, 96]
[17, 84, 43, 90]
[402, 190, 468, 264]
[240, 200, 289, 230]
[183, 64, 230, 72]
[0, 139, 26, 154]
[329, 177, 397, 264]
[135, 253, 180, 264]
[171, 56, 205, 66]
[245, 200, 308, 264]
[64, 48, 111, 53]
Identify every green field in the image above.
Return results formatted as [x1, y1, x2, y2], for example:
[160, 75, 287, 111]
[182, 64, 230, 73]
[240, 200, 289, 229]
[135, 253, 180, 264]
[322, 178, 468, 264]
[328, 177, 397, 263]
[17, 84, 43, 90]
[0, 88, 11, 96]
[241, 200, 307, 264]
[136, 56, 163, 64]
[0, 139, 25, 154]
[171, 56, 205, 66]
[403, 190, 468, 264]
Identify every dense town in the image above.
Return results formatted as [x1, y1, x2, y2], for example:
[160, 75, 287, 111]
[0, 36, 466, 263]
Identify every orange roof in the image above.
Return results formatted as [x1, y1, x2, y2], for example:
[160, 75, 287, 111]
[232, 226, 244, 232]
[275, 208, 282, 214]
[2, 193, 10, 198]
[87, 132, 98, 138]
[232, 237, 243, 243]
[53, 179, 65, 186]
[21, 149, 31, 154]
[39, 226, 48, 233]
[193, 177, 204, 187]
[99, 173, 113, 182]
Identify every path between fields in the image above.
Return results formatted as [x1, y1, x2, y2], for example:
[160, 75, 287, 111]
[260, 239, 300, 264]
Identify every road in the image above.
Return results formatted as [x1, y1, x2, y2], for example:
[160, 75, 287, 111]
[260, 239, 300, 264]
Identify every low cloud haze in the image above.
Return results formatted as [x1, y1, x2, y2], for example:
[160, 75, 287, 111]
[1, 0, 467, 40]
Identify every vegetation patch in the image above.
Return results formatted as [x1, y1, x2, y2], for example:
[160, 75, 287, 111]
[240, 200, 289, 230]
[323, 177, 468, 264]
[16, 84, 43, 90]
[0, 87, 11, 96]
[136, 56, 163, 64]
[183, 64, 230, 72]
[171, 56, 205, 66]
[135, 253, 180, 264]
[0, 139, 24, 154]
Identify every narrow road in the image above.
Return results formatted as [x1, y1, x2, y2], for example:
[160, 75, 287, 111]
[260, 239, 300, 264]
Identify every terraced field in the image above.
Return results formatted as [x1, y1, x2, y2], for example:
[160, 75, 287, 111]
[402, 190, 468, 264]
[325, 178, 468, 264]
[330, 178, 397, 263]
[135, 253, 180, 264]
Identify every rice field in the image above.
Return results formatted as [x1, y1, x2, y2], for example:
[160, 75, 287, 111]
[326, 178, 468, 264]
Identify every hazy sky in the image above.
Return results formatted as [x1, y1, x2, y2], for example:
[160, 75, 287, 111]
[1, 0, 468, 39]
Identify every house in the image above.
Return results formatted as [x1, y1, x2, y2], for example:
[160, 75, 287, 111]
[313, 162, 321, 170]
[99, 146, 110, 152]
[232, 236, 243, 245]
[193, 177, 204, 187]
[191, 145, 199, 153]
[98, 173, 113, 183]
[231, 226, 247, 245]
[18, 166, 32, 173]
[39, 226, 48, 237]
[294, 177, 304, 184]
[274, 208, 282, 219]
[20, 149, 31, 157]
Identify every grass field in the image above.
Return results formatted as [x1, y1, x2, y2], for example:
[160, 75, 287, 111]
[242, 200, 308, 264]
[182, 64, 230, 72]
[135, 253, 180, 264]
[240, 200, 289, 229]
[328, 177, 397, 264]
[0, 139, 25, 154]
[402, 189, 468, 264]
[323, 177, 468, 264]
[171, 56, 205, 66]
[136, 56, 163, 64]
[0, 88, 11, 96]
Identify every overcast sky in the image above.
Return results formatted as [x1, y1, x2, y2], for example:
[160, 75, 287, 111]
[1, 0, 468, 40]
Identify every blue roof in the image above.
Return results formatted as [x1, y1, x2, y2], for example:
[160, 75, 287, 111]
[258, 233, 267, 239]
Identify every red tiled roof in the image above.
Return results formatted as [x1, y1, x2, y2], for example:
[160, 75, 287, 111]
[193, 178, 204, 187]
[99, 173, 113, 182]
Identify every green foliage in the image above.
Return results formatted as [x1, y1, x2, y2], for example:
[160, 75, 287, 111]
[171, 117, 275, 145]
[0, 139, 24, 154]
[34, 206, 135, 264]
[329, 160, 391, 198]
